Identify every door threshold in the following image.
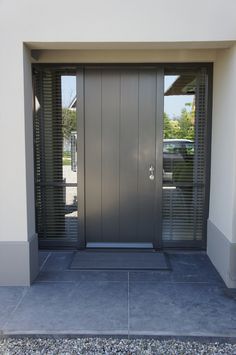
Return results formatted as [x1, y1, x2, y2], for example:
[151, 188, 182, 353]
[86, 242, 154, 249]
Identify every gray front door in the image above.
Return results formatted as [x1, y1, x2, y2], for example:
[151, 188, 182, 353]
[78, 67, 163, 248]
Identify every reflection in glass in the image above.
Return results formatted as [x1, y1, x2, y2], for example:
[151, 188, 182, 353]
[61, 75, 78, 239]
[163, 72, 206, 242]
[34, 71, 78, 241]
[65, 186, 78, 238]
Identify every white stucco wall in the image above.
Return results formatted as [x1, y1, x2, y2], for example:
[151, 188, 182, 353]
[1, 0, 236, 43]
[210, 44, 236, 243]
[0, 42, 29, 242]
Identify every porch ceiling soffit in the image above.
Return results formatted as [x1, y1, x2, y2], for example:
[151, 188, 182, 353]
[27, 41, 235, 50]
[30, 49, 219, 63]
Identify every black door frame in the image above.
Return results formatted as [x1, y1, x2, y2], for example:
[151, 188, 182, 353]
[35, 62, 213, 250]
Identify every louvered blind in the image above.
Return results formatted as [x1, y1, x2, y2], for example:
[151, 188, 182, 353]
[162, 68, 209, 245]
[33, 67, 78, 243]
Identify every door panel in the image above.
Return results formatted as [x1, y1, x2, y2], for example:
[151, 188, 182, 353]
[137, 70, 158, 241]
[119, 71, 139, 242]
[84, 70, 102, 242]
[101, 70, 120, 241]
[84, 67, 163, 245]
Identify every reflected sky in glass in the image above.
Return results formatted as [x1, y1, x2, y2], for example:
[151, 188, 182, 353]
[164, 75, 194, 118]
[61, 75, 194, 118]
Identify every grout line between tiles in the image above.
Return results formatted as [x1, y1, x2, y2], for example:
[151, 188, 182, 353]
[39, 252, 52, 272]
[34, 280, 128, 284]
[127, 281, 224, 285]
[34, 281, 76, 284]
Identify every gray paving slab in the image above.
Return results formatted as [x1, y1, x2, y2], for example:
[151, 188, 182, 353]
[3, 281, 128, 334]
[129, 282, 236, 336]
[129, 253, 224, 285]
[0, 287, 26, 328]
[41, 252, 74, 271]
[169, 253, 224, 284]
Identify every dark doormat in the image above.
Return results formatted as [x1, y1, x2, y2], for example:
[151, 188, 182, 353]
[70, 250, 171, 270]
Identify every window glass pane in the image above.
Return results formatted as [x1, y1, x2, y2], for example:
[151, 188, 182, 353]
[34, 70, 78, 241]
[163, 70, 207, 242]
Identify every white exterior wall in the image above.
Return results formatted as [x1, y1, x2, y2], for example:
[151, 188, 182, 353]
[207, 44, 236, 287]
[0, 0, 236, 285]
[210, 45, 236, 243]
[0, 43, 29, 242]
[1, 0, 236, 43]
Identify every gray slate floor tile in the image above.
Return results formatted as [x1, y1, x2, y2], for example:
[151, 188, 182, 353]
[129, 253, 224, 285]
[0, 287, 26, 328]
[129, 282, 236, 336]
[4, 281, 128, 333]
[41, 252, 74, 271]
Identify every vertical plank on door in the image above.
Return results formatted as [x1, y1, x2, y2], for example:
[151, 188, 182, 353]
[119, 70, 139, 241]
[101, 69, 120, 242]
[84, 69, 102, 242]
[137, 70, 157, 242]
